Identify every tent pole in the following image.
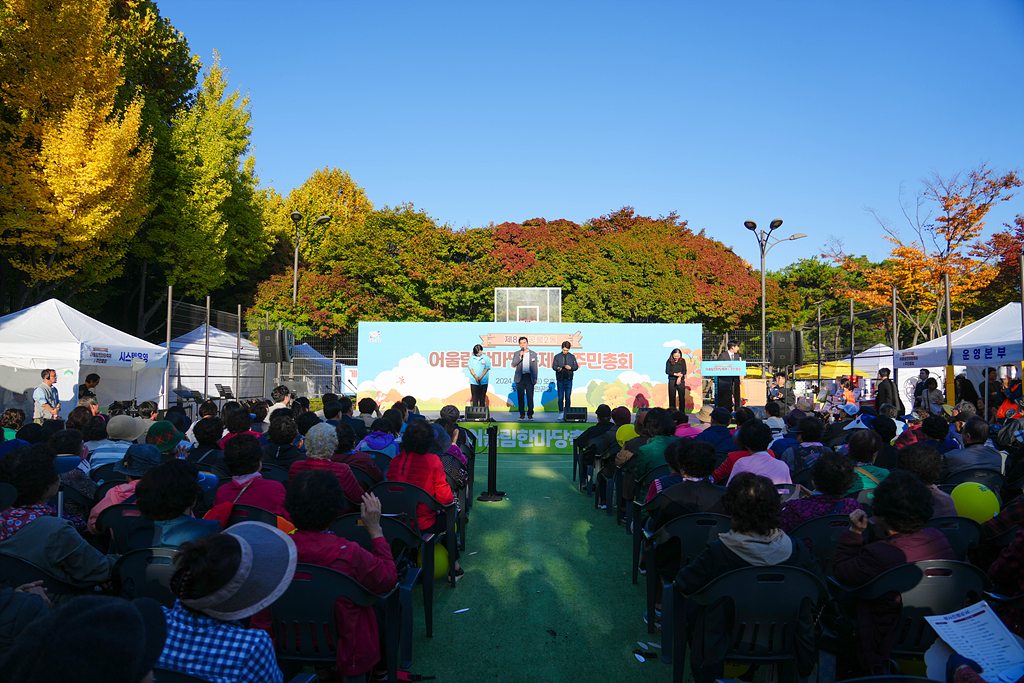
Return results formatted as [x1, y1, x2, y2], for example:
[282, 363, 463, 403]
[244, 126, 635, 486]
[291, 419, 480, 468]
[204, 296, 211, 400]
[162, 286, 172, 410]
[817, 304, 822, 392]
[944, 273, 954, 404]
[892, 286, 898, 409]
[236, 304, 242, 402]
[849, 298, 855, 379]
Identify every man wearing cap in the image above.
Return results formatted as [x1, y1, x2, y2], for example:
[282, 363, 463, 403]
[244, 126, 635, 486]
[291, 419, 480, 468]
[2, 595, 167, 683]
[32, 369, 60, 424]
[88, 444, 163, 534]
[779, 417, 832, 471]
[822, 403, 859, 448]
[90, 415, 147, 470]
[940, 418, 1002, 479]
[146, 420, 186, 459]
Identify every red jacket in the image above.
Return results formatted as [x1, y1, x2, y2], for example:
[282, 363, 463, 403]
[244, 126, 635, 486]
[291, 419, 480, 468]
[834, 527, 955, 674]
[213, 475, 288, 519]
[290, 530, 398, 676]
[331, 451, 383, 486]
[218, 430, 264, 450]
[386, 451, 453, 531]
[289, 459, 364, 509]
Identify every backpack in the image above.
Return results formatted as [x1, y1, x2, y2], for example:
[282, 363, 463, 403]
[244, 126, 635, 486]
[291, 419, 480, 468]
[791, 444, 833, 472]
[996, 416, 1024, 450]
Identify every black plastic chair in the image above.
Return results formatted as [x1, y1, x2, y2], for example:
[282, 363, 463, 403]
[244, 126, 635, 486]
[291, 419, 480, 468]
[329, 514, 418, 672]
[58, 483, 96, 514]
[629, 464, 672, 582]
[578, 434, 606, 495]
[370, 481, 458, 639]
[350, 465, 378, 491]
[789, 514, 852, 576]
[851, 487, 875, 517]
[359, 450, 393, 476]
[89, 462, 120, 483]
[922, 516, 982, 561]
[937, 468, 1004, 497]
[0, 483, 17, 511]
[270, 564, 396, 683]
[444, 473, 468, 551]
[260, 463, 291, 485]
[672, 565, 830, 683]
[112, 547, 179, 607]
[984, 524, 1022, 548]
[792, 467, 815, 490]
[95, 504, 151, 554]
[830, 560, 990, 661]
[0, 552, 92, 596]
[648, 513, 732, 662]
[225, 504, 279, 528]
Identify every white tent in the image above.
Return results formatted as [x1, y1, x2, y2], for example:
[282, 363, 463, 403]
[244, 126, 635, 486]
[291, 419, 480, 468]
[164, 325, 267, 400]
[0, 299, 167, 416]
[895, 303, 1023, 368]
[288, 343, 340, 397]
[841, 343, 895, 376]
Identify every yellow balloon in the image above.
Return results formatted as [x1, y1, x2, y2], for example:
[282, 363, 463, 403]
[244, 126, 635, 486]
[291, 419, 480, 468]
[950, 482, 1000, 524]
[616, 424, 637, 447]
[415, 545, 450, 579]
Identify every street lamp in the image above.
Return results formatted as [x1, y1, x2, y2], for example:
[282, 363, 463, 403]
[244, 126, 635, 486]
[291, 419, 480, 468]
[291, 212, 331, 305]
[745, 219, 806, 373]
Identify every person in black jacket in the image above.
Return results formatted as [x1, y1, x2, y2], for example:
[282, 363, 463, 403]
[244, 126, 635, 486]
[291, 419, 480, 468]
[665, 348, 688, 410]
[553, 341, 580, 415]
[767, 372, 796, 411]
[874, 368, 904, 415]
[675, 472, 825, 683]
[715, 341, 742, 411]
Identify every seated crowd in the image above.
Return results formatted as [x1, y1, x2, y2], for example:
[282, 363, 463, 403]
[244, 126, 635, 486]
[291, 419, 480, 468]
[0, 387, 473, 683]
[575, 386, 1024, 682]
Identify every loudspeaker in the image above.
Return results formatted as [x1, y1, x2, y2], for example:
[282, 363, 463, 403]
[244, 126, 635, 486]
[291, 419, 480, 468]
[257, 329, 295, 363]
[464, 406, 490, 422]
[770, 331, 803, 366]
[564, 407, 588, 423]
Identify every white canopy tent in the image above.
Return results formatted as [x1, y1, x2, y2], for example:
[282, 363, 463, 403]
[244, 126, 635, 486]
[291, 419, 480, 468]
[895, 303, 1023, 369]
[164, 325, 268, 401]
[842, 343, 894, 376]
[0, 299, 167, 417]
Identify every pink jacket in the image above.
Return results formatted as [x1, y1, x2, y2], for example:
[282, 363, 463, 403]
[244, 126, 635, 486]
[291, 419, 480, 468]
[88, 480, 139, 534]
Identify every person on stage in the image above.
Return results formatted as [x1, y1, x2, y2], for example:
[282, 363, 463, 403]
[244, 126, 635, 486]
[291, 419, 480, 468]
[665, 348, 687, 410]
[552, 341, 580, 417]
[715, 341, 741, 412]
[468, 344, 491, 407]
[512, 336, 539, 421]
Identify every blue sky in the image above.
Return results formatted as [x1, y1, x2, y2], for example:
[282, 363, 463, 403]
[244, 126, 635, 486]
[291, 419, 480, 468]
[158, 0, 1024, 269]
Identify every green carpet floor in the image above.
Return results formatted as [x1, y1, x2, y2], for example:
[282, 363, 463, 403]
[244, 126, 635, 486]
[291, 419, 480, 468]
[404, 452, 672, 683]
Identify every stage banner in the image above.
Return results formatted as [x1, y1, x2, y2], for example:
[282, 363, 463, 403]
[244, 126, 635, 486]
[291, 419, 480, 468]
[356, 322, 703, 413]
[461, 424, 588, 454]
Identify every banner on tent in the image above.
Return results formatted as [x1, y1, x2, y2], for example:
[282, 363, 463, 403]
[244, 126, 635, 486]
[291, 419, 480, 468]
[356, 321, 703, 412]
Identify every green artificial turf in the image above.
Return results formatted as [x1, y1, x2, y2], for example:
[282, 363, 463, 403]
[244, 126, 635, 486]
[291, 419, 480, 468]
[403, 451, 675, 683]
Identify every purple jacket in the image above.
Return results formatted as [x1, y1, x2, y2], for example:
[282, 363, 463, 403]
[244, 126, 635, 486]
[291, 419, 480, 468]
[834, 527, 955, 674]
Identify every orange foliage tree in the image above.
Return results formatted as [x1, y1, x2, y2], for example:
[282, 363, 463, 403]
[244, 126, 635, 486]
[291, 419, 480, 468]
[826, 164, 1020, 346]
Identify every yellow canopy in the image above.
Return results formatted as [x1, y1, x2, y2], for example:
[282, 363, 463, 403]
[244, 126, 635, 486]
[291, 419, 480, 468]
[745, 366, 765, 377]
[793, 361, 871, 379]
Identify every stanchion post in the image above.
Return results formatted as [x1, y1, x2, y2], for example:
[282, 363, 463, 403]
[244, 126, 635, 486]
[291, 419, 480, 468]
[477, 424, 505, 502]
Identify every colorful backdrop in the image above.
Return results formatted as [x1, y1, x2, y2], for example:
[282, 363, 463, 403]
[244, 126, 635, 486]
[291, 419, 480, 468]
[356, 322, 703, 413]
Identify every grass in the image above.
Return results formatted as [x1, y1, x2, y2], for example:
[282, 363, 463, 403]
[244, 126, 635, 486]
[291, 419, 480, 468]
[402, 451, 672, 683]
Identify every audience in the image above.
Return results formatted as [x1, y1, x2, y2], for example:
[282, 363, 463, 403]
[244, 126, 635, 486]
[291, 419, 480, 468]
[844, 429, 889, 496]
[285, 471, 398, 680]
[648, 439, 723, 528]
[727, 419, 791, 484]
[833, 470, 956, 675]
[262, 415, 304, 470]
[48, 428, 96, 521]
[289, 423, 364, 508]
[133, 459, 221, 550]
[779, 453, 861, 532]
[1, 408, 25, 442]
[358, 417, 400, 460]
[90, 415, 145, 469]
[779, 416, 832, 471]
[0, 444, 115, 603]
[675, 472, 824, 683]
[693, 406, 735, 463]
[633, 408, 679, 490]
[89, 444, 163, 534]
[331, 423, 383, 484]
[357, 397, 380, 429]
[942, 417, 1003, 478]
[157, 524, 294, 682]
[213, 434, 288, 518]
[897, 443, 958, 517]
[217, 408, 261, 450]
[187, 416, 225, 468]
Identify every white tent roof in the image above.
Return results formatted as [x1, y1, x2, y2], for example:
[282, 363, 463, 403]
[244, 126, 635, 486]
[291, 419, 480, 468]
[163, 325, 265, 400]
[841, 343, 894, 375]
[895, 303, 1022, 368]
[168, 324, 260, 358]
[0, 298, 167, 369]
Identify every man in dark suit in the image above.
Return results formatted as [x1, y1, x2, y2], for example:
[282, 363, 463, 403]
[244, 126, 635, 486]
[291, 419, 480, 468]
[875, 368, 904, 414]
[512, 336, 539, 420]
[716, 341, 741, 412]
[338, 395, 368, 440]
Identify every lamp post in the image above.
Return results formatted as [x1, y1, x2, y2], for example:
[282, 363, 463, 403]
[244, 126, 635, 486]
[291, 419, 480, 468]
[291, 212, 332, 305]
[745, 219, 806, 374]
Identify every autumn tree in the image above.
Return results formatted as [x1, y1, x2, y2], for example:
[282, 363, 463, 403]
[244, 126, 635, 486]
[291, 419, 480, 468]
[827, 164, 1020, 346]
[0, 0, 153, 310]
[971, 214, 1024, 315]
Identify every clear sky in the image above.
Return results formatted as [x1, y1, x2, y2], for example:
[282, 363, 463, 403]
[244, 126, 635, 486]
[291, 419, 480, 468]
[157, 0, 1024, 270]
